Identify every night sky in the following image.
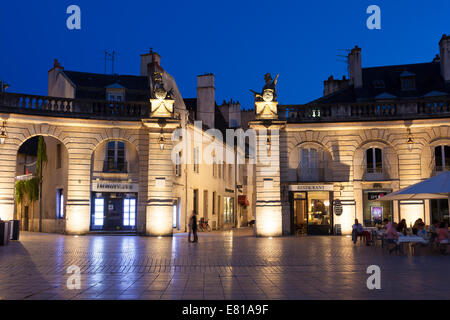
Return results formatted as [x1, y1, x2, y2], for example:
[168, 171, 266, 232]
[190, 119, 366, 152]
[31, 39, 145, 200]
[1, 0, 449, 109]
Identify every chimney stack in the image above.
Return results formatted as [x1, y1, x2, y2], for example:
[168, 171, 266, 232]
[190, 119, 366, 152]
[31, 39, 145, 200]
[439, 34, 450, 82]
[323, 75, 349, 96]
[48, 59, 65, 96]
[197, 74, 215, 129]
[348, 46, 363, 88]
[140, 48, 161, 76]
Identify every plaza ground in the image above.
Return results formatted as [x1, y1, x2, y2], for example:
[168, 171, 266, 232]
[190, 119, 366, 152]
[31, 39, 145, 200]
[0, 228, 449, 300]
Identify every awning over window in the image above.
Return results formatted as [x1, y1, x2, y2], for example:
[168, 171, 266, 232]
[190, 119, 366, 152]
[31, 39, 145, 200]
[238, 195, 249, 206]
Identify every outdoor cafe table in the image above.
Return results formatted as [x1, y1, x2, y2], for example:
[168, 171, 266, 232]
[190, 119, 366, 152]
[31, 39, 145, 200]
[396, 235, 428, 244]
[396, 235, 428, 255]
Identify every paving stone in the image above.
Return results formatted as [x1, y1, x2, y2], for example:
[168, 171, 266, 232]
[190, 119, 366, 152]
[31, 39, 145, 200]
[0, 229, 449, 300]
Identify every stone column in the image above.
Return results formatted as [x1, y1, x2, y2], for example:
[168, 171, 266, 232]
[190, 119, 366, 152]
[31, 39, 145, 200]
[143, 118, 179, 236]
[250, 120, 286, 237]
[0, 145, 16, 221]
[65, 151, 91, 234]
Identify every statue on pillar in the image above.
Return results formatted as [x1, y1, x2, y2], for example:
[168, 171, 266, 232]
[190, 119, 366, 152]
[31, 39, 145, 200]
[150, 71, 174, 118]
[250, 73, 279, 119]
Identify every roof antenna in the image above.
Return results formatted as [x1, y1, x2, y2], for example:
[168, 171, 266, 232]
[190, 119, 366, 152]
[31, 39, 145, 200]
[104, 50, 117, 74]
[336, 49, 351, 78]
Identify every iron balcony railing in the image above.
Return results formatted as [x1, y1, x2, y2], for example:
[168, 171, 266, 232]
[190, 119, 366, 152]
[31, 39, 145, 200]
[296, 167, 328, 182]
[279, 97, 450, 123]
[293, 164, 397, 182]
[0, 92, 150, 120]
[102, 160, 128, 173]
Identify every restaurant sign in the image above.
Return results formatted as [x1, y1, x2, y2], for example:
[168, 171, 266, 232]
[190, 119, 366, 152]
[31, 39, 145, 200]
[289, 184, 334, 192]
[92, 182, 139, 193]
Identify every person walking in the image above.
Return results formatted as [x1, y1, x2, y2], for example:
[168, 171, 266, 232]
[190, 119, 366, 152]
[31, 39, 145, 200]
[188, 213, 194, 243]
[192, 211, 198, 243]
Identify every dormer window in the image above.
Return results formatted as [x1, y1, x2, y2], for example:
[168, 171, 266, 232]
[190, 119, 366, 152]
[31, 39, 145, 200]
[372, 80, 386, 89]
[106, 83, 125, 102]
[108, 93, 123, 102]
[400, 71, 416, 91]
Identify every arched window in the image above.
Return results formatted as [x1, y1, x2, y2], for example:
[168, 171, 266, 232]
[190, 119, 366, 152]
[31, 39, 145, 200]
[434, 145, 450, 172]
[299, 147, 319, 181]
[104, 141, 126, 172]
[366, 148, 382, 173]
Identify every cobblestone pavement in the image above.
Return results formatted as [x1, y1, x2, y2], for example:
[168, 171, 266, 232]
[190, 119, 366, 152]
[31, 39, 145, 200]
[0, 229, 449, 300]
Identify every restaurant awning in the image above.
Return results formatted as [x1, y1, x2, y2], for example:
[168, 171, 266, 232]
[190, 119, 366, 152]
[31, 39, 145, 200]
[379, 171, 450, 201]
[238, 195, 249, 206]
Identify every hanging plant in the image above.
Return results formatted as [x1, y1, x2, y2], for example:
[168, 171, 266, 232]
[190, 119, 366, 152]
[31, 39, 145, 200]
[35, 136, 48, 177]
[15, 180, 26, 204]
[15, 177, 40, 204]
[26, 177, 40, 202]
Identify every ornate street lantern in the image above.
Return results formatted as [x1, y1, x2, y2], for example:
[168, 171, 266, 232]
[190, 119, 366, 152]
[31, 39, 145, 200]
[0, 121, 7, 145]
[407, 128, 414, 151]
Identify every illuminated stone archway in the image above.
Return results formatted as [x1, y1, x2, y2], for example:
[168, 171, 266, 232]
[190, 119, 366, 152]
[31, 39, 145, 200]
[14, 135, 69, 233]
[89, 138, 143, 233]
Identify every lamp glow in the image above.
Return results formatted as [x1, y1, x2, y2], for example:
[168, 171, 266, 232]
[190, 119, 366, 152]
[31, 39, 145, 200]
[407, 128, 414, 151]
[0, 121, 7, 145]
[159, 132, 165, 150]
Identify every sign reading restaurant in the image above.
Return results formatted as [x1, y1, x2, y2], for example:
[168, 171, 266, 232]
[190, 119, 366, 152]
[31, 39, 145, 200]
[92, 182, 139, 193]
[288, 184, 334, 192]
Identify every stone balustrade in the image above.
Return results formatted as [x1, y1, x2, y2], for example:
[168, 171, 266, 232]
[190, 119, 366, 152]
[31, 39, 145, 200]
[279, 97, 450, 122]
[0, 92, 150, 120]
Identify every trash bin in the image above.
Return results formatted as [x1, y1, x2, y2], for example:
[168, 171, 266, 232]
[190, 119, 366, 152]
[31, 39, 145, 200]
[10, 220, 20, 241]
[0, 221, 10, 246]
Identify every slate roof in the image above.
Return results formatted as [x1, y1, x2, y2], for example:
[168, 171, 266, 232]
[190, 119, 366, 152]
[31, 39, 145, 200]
[62, 71, 150, 101]
[308, 61, 450, 105]
[182, 97, 229, 134]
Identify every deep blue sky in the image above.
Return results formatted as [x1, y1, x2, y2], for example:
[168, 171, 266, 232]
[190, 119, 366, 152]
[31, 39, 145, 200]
[1, 1, 449, 109]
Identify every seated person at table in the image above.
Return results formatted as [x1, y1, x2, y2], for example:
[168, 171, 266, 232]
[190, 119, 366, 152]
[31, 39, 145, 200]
[386, 222, 400, 254]
[382, 218, 391, 230]
[412, 218, 423, 235]
[416, 223, 428, 241]
[352, 219, 372, 245]
[429, 220, 439, 243]
[397, 219, 408, 235]
[435, 222, 449, 244]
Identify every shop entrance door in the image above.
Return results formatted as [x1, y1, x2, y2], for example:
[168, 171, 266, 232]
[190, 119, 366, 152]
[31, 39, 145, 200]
[291, 191, 333, 235]
[105, 194, 123, 231]
[293, 198, 307, 235]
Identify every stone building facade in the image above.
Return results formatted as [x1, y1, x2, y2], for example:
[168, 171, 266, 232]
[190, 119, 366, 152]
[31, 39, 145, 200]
[1, 35, 450, 237]
[0, 50, 255, 235]
[276, 34, 450, 235]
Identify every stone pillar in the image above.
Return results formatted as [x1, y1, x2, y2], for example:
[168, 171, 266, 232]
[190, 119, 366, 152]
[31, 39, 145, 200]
[250, 121, 286, 237]
[65, 152, 91, 234]
[143, 119, 179, 236]
[0, 131, 19, 221]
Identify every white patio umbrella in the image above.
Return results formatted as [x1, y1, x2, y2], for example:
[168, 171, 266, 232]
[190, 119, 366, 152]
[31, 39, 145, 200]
[379, 171, 450, 204]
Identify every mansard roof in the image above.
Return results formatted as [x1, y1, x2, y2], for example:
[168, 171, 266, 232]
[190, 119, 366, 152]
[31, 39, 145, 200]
[309, 61, 450, 105]
[63, 70, 150, 101]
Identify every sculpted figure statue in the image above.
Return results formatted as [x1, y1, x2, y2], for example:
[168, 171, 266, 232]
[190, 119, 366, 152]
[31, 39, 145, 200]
[150, 71, 175, 118]
[250, 73, 279, 102]
[152, 72, 174, 100]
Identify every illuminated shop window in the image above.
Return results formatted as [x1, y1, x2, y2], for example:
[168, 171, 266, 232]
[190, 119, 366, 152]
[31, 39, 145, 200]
[94, 198, 104, 226]
[123, 198, 136, 227]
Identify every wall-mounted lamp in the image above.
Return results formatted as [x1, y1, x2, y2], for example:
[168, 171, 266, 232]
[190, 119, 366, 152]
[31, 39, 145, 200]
[158, 130, 165, 150]
[407, 128, 414, 151]
[266, 136, 271, 152]
[0, 121, 7, 145]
